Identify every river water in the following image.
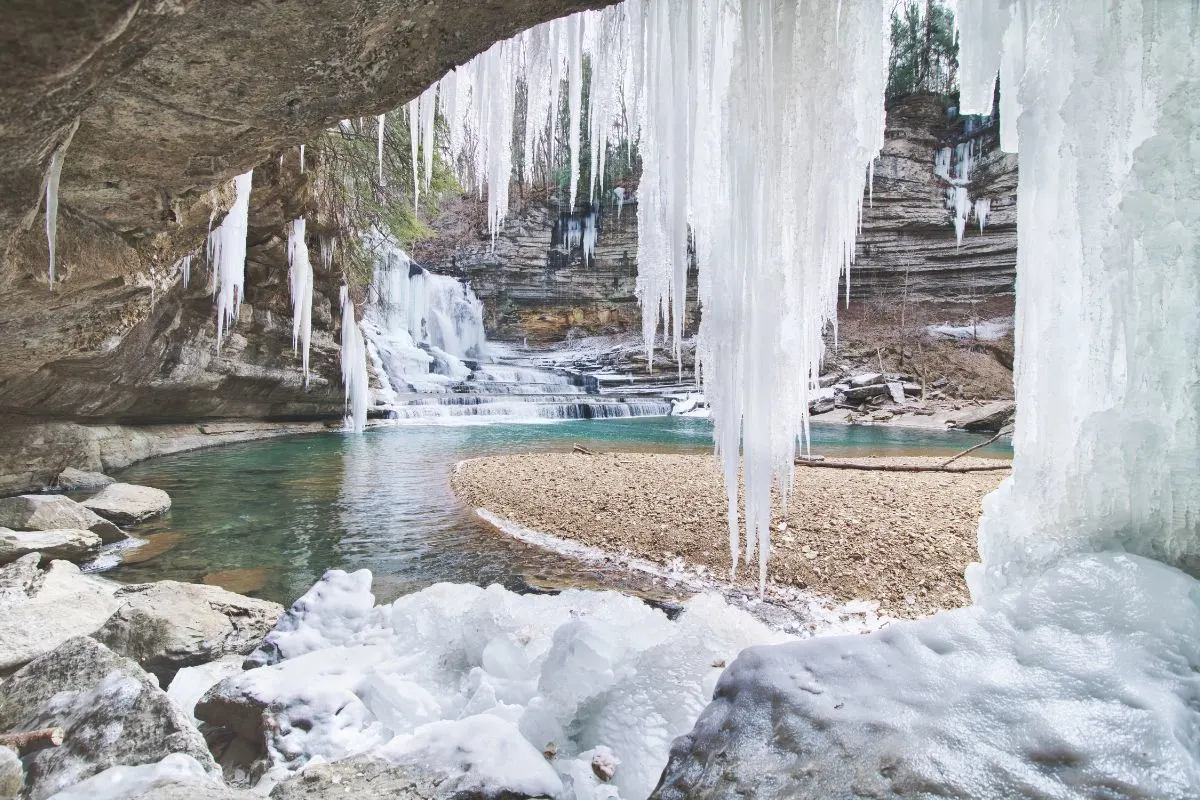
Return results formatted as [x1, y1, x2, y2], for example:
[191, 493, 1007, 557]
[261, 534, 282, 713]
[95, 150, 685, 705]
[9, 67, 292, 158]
[105, 417, 1009, 605]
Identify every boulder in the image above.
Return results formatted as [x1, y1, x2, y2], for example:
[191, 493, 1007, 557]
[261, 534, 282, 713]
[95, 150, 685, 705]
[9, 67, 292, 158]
[0, 746, 20, 800]
[0, 554, 43, 610]
[952, 401, 1016, 433]
[885, 382, 907, 404]
[870, 410, 894, 422]
[0, 496, 123, 545]
[816, 373, 841, 388]
[50, 469, 115, 492]
[0, 529, 101, 566]
[0, 637, 217, 800]
[840, 383, 889, 402]
[94, 582, 283, 686]
[848, 372, 884, 388]
[808, 396, 836, 415]
[81, 484, 172, 526]
[0, 561, 119, 674]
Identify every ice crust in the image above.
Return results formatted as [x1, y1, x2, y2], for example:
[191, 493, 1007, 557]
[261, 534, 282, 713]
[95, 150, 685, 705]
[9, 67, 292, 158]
[46, 753, 223, 800]
[656, 553, 1200, 798]
[206, 569, 787, 798]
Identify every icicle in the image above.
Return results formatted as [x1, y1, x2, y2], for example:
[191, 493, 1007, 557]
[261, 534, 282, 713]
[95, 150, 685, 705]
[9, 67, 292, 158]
[377, 113, 387, 187]
[407, 102, 419, 210]
[208, 170, 253, 353]
[320, 236, 334, 272]
[180, 253, 192, 289]
[420, 86, 437, 189]
[287, 218, 314, 385]
[567, 13, 584, 211]
[339, 286, 369, 434]
[975, 197, 991, 233]
[299, 144, 305, 174]
[44, 147, 65, 284]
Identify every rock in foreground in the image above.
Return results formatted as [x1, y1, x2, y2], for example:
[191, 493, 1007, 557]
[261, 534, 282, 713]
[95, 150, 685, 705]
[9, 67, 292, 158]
[0, 637, 217, 800]
[81, 484, 171, 526]
[0, 561, 119, 674]
[0, 529, 101, 566]
[651, 553, 1200, 800]
[95, 581, 283, 686]
[0, 496, 123, 544]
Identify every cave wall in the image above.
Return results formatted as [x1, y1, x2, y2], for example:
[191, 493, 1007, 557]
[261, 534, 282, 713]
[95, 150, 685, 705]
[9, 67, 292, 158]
[0, 0, 615, 425]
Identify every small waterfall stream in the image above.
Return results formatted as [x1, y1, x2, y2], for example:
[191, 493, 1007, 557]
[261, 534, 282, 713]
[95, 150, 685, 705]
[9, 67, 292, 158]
[361, 238, 673, 422]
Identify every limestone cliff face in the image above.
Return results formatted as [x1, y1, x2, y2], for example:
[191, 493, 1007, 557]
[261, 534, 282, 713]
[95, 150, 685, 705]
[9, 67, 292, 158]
[846, 94, 1018, 303]
[416, 191, 699, 343]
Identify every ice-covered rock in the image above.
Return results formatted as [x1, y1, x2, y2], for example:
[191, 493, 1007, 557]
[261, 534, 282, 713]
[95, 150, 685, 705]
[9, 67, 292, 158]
[0, 553, 42, 611]
[243, 568, 376, 668]
[44, 754, 244, 800]
[81, 484, 171, 526]
[0, 529, 101, 565]
[0, 561, 119, 673]
[50, 469, 115, 492]
[840, 383, 888, 402]
[0, 496, 123, 544]
[652, 553, 1200, 799]
[94, 581, 283, 685]
[200, 573, 786, 798]
[166, 656, 246, 724]
[0, 637, 217, 800]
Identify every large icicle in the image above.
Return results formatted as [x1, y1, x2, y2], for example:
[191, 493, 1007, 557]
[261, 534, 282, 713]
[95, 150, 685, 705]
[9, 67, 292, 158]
[208, 170, 253, 352]
[339, 286, 369, 434]
[287, 218, 314, 385]
[44, 147, 65, 283]
[377, 114, 387, 186]
[566, 13, 584, 211]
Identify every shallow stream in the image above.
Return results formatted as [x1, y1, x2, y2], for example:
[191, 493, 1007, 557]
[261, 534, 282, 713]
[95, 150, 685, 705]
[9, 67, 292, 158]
[106, 417, 1009, 605]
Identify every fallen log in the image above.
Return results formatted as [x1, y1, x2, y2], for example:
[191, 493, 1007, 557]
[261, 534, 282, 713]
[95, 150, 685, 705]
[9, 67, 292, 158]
[0, 727, 64, 755]
[794, 460, 1010, 474]
[572, 444, 596, 456]
[941, 425, 1013, 468]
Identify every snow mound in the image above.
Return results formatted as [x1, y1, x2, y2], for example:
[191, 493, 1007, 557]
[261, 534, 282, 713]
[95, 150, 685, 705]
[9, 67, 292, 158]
[217, 576, 789, 798]
[654, 552, 1200, 799]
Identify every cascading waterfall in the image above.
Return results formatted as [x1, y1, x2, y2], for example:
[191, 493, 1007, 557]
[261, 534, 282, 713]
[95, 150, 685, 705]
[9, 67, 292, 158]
[287, 218, 314, 384]
[208, 170, 253, 352]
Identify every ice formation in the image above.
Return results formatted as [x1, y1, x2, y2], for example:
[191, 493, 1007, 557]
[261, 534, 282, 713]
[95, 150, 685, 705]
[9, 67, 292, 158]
[413, 0, 888, 593]
[44, 146, 65, 283]
[656, 553, 1200, 797]
[956, 0, 1200, 596]
[46, 753, 224, 800]
[360, 236, 488, 393]
[974, 196, 991, 233]
[207, 170, 253, 352]
[376, 113, 386, 186]
[184, 569, 789, 799]
[339, 286, 370, 433]
[286, 218, 314, 384]
[298, 143, 305, 174]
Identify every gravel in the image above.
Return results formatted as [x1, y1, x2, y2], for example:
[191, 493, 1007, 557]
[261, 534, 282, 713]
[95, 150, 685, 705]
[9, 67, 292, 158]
[452, 452, 1009, 618]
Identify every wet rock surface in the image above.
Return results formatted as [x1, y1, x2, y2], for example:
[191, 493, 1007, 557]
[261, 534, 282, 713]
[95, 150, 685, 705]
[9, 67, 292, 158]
[50, 469, 114, 492]
[0, 496, 123, 544]
[94, 581, 283, 686]
[80, 483, 171, 525]
[0, 637, 217, 800]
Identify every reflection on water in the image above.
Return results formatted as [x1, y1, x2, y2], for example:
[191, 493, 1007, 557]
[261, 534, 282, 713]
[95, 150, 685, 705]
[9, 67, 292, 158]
[106, 417, 1009, 605]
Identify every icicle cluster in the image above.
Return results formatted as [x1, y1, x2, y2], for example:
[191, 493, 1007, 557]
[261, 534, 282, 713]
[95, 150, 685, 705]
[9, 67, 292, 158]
[207, 170, 253, 352]
[958, 0, 1200, 595]
[287, 218, 314, 385]
[408, 0, 888, 592]
[340, 286, 370, 433]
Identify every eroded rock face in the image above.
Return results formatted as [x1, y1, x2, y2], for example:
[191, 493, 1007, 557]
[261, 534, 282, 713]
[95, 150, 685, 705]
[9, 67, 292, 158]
[0, 495, 123, 544]
[94, 580, 283, 686]
[0, 637, 218, 800]
[81, 482, 171, 525]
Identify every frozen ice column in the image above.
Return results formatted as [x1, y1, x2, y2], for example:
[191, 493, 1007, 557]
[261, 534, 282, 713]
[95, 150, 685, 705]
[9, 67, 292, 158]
[958, 0, 1200, 596]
